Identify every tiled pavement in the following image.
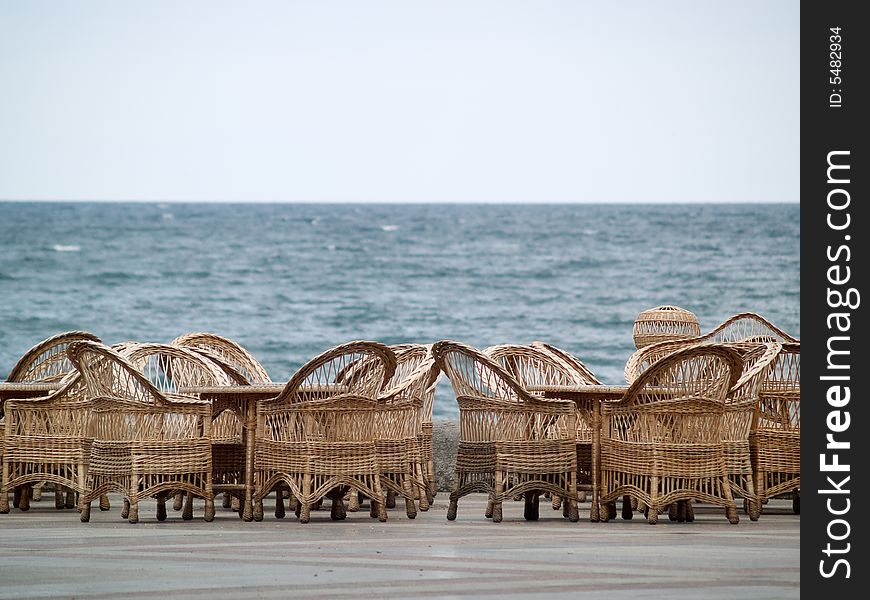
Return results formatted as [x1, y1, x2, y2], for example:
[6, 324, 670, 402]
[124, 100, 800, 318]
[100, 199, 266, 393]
[0, 494, 799, 599]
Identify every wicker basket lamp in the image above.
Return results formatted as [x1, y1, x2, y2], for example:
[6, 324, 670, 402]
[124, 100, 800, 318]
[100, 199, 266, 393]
[632, 305, 701, 349]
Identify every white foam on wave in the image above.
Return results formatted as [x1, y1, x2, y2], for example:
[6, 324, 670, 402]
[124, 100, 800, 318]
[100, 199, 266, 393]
[380, 225, 399, 232]
[162, 212, 174, 220]
[53, 244, 80, 252]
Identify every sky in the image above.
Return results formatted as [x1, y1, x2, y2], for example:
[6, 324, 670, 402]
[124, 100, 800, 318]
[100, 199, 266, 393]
[0, 0, 799, 203]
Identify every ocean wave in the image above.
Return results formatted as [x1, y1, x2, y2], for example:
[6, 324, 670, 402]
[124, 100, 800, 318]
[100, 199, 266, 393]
[380, 225, 399, 232]
[53, 244, 81, 252]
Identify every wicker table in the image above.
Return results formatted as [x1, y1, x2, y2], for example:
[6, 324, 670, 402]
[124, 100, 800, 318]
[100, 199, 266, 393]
[527, 384, 628, 522]
[0, 381, 63, 401]
[178, 383, 346, 521]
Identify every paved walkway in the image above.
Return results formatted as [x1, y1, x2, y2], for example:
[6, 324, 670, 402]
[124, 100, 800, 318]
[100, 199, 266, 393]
[0, 494, 799, 599]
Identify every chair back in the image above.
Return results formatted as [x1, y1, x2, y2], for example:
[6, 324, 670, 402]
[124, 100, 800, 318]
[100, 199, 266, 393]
[275, 340, 396, 403]
[757, 342, 800, 431]
[124, 343, 230, 392]
[613, 345, 743, 445]
[705, 312, 798, 344]
[432, 340, 533, 404]
[485, 344, 587, 388]
[67, 340, 165, 406]
[172, 332, 271, 384]
[7, 330, 101, 382]
[530, 341, 601, 384]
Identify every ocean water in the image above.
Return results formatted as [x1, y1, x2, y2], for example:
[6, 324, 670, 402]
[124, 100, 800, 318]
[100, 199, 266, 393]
[0, 202, 799, 417]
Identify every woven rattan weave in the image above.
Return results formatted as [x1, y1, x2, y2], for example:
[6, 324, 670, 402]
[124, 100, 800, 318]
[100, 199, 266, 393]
[253, 341, 396, 523]
[1, 330, 102, 513]
[632, 305, 701, 349]
[600, 344, 743, 524]
[69, 341, 217, 524]
[433, 340, 579, 523]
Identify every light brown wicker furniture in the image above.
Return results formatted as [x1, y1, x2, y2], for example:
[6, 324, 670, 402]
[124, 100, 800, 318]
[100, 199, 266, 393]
[69, 341, 217, 524]
[600, 344, 743, 524]
[625, 312, 798, 385]
[0, 374, 94, 515]
[433, 340, 579, 523]
[253, 341, 396, 523]
[752, 341, 800, 514]
[376, 344, 440, 514]
[171, 333, 271, 384]
[171, 333, 271, 511]
[485, 343, 596, 518]
[531, 342, 601, 386]
[1, 330, 102, 511]
[632, 305, 701, 348]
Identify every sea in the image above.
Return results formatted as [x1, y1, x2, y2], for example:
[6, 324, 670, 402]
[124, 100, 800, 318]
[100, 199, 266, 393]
[0, 202, 799, 418]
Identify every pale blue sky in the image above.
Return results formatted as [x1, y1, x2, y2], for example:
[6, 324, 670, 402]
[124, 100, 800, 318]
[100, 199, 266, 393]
[0, 0, 799, 203]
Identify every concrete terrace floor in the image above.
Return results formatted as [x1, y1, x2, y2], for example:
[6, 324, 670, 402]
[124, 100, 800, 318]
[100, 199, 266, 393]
[0, 493, 799, 600]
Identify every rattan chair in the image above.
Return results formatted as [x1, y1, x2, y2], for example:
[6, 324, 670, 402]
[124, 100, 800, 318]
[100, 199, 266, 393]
[253, 341, 396, 523]
[69, 341, 217, 524]
[0, 372, 94, 516]
[600, 344, 743, 524]
[375, 344, 440, 515]
[751, 342, 800, 514]
[433, 340, 579, 523]
[2, 330, 101, 511]
[485, 343, 594, 518]
[171, 333, 270, 511]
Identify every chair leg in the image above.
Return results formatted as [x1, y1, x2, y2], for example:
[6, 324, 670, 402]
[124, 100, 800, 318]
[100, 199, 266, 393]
[402, 477, 417, 519]
[80, 499, 92, 522]
[204, 496, 215, 522]
[385, 490, 397, 509]
[222, 493, 232, 509]
[447, 495, 459, 521]
[182, 492, 194, 520]
[99, 494, 111, 511]
[121, 498, 130, 519]
[156, 495, 168, 521]
[275, 490, 286, 519]
[552, 494, 562, 510]
[19, 486, 31, 511]
[173, 492, 184, 511]
[347, 491, 360, 512]
[32, 482, 44, 502]
[621, 495, 633, 520]
[793, 490, 800, 514]
[523, 491, 540, 521]
[65, 489, 75, 509]
[492, 470, 504, 523]
[128, 499, 139, 524]
[55, 487, 65, 510]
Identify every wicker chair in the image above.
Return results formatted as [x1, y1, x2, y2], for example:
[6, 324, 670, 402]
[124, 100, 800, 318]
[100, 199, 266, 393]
[376, 345, 440, 515]
[2, 330, 101, 511]
[171, 333, 270, 511]
[68, 341, 217, 524]
[485, 343, 595, 518]
[600, 344, 743, 524]
[253, 341, 396, 523]
[751, 342, 800, 514]
[0, 373, 94, 516]
[433, 340, 579, 523]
